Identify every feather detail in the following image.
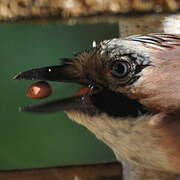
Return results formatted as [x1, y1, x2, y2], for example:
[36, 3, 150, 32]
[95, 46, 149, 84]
[127, 34, 180, 50]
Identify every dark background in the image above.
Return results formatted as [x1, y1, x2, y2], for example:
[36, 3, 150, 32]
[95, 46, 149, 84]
[0, 23, 118, 169]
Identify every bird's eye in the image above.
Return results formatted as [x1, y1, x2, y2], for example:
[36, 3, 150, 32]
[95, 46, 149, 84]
[110, 61, 129, 78]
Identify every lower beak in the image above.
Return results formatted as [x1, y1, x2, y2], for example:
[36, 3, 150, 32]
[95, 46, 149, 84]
[20, 96, 87, 113]
[13, 64, 91, 113]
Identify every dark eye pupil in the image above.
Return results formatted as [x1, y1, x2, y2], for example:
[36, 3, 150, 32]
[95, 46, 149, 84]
[111, 61, 129, 78]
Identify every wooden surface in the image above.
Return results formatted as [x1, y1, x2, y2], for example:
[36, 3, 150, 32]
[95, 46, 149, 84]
[0, 0, 179, 21]
[0, 162, 122, 180]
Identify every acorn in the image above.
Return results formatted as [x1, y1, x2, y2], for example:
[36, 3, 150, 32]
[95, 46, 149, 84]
[26, 81, 52, 99]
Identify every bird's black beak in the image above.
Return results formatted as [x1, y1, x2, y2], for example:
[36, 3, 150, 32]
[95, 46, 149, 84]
[13, 64, 92, 113]
[19, 96, 87, 113]
[13, 64, 80, 83]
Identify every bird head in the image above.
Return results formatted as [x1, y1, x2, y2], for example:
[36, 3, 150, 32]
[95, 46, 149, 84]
[13, 34, 180, 173]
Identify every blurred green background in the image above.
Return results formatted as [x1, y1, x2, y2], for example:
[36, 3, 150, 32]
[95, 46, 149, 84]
[0, 22, 118, 170]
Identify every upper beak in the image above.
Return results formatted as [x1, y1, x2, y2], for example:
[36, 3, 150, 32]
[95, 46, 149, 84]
[13, 64, 91, 114]
[13, 64, 79, 83]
